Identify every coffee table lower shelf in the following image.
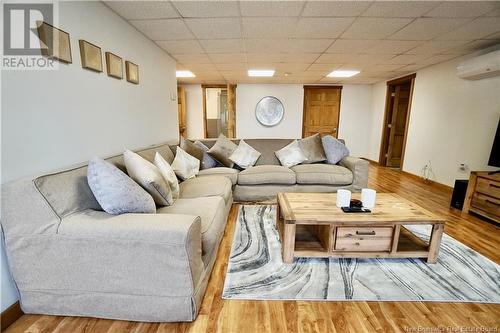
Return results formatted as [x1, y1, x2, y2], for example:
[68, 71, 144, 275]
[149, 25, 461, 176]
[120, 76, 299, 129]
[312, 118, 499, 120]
[277, 217, 444, 264]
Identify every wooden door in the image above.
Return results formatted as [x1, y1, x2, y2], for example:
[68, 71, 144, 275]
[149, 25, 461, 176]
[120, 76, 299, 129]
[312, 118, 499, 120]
[177, 86, 187, 138]
[379, 74, 415, 168]
[227, 84, 236, 138]
[303, 86, 342, 138]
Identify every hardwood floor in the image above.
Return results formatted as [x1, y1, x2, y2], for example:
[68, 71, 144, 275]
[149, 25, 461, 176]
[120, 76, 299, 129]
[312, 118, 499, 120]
[5, 165, 500, 333]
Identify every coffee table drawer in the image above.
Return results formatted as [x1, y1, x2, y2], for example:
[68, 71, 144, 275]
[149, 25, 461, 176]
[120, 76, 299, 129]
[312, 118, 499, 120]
[335, 227, 393, 252]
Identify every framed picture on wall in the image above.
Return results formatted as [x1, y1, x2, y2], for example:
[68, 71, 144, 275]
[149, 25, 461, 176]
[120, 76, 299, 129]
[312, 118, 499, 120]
[105, 52, 123, 79]
[36, 21, 72, 63]
[125, 61, 139, 84]
[79, 40, 102, 72]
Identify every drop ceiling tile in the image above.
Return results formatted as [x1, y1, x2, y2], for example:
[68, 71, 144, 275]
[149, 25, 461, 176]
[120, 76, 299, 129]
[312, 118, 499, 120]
[325, 39, 378, 53]
[285, 53, 321, 63]
[172, 1, 239, 17]
[384, 54, 427, 65]
[215, 63, 248, 71]
[242, 17, 298, 38]
[361, 1, 439, 17]
[361, 64, 407, 73]
[485, 31, 500, 40]
[315, 53, 357, 63]
[436, 17, 500, 40]
[485, 8, 500, 17]
[244, 39, 333, 54]
[105, 1, 179, 19]
[208, 53, 247, 64]
[185, 18, 241, 39]
[177, 63, 218, 71]
[172, 53, 211, 64]
[364, 40, 423, 55]
[246, 53, 319, 63]
[405, 41, 469, 55]
[199, 39, 245, 53]
[275, 63, 311, 71]
[294, 18, 355, 38]
[302, 1, 372, 17]
[419, 54, 460, 66]
[130, 19, 193, 40]
[240, 1, 305, 17]
[156, 40, 204, 54]
[307, 63, 343, 71]
[425, 1, 500, 18]
[388, 18, 470, 40]
[341, 18, 412, 39]
[445, 39, 500, 55]
[318, 53, 394, 64]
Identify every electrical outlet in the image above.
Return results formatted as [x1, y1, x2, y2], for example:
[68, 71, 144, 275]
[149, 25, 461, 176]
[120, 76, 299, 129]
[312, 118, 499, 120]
[458, 163, 469, 173]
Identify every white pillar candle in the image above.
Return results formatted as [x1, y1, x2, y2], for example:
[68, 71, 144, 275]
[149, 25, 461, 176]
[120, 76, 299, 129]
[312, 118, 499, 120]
[361, 188, 377, 208]
[336, 189, 352, 208]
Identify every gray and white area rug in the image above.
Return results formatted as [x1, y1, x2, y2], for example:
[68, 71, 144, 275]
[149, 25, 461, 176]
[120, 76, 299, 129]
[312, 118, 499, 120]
[222, 205, 500, 303]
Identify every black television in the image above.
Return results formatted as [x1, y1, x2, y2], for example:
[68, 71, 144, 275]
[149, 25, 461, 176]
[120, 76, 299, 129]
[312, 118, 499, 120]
[488, 119, 500, 169]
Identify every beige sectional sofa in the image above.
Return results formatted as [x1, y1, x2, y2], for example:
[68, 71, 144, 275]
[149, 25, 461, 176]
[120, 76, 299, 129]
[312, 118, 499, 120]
[194, 139, 369, 201]
[1, 138, 368, 322]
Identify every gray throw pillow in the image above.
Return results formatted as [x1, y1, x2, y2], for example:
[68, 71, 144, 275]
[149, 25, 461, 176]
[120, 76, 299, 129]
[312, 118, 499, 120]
[194, 140, 220, 169]
[298, 133, 327, 164]
[322, 135, 350, 164]
[87, 157, 156, 215]
[180, 137, 204, 165]
[229, 139, 261, 169]
[207, 134, 238, 168]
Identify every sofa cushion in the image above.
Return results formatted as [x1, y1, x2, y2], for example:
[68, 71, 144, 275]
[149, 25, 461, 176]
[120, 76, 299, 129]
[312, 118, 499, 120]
[157, 197, 225, 257]
[180, 137, 204, 165]
[298, 133, 327, 164]
[179, 175, 232, 204]
[322, 135, 349, 164]
[87, 157, 156, 214]
[274, 140, 307, 168]
[194, 141, 220, 169]
[207, 134, 238, 167]
[238, 165, 296, 185]
[154, 152, 180, 200]
[291, 164, 353, 185]
[172, 147, 200, 180]
[229, 139, 261, 169]
[198, 167, 239, 185]
[124, 150, 173, 206]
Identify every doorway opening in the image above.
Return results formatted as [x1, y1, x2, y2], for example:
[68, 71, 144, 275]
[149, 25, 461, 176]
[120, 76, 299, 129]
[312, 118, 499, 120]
[379, 74, 416, 169]
[202, 84, 236, 139]
[302, 86, 342, 138]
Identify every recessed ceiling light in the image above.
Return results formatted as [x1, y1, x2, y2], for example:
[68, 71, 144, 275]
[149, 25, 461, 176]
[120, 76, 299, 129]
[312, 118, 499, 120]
[176, 70, 195, 78]
[327, 70, 360, 78]
[248, 69, 275, 77]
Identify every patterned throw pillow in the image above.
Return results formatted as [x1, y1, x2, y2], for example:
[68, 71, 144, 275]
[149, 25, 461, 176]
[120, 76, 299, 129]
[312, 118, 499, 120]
[322, 135, 350, 164]
[87, 157, 156, 215]
[171, 147, 200, 180]
[154, 152, 180, 200]
[207, 134, 238, 168]
[298, 133, 327, 164]
[194, 140, 220, 169]
[275, 140, 307, 168]
[229, 139, 261, 169]
[124, 150, 173, 206]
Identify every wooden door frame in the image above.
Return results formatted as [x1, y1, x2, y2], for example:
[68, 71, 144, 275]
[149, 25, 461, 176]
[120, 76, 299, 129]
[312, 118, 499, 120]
[378, 74, 416, 169]
[302, 85, 343, 138]
[202, 84, 228, 138]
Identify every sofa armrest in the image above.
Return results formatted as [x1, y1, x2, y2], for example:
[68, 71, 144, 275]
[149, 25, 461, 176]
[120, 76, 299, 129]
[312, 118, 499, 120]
[4, 210, 204, 311]
[339, 156, 369, 190]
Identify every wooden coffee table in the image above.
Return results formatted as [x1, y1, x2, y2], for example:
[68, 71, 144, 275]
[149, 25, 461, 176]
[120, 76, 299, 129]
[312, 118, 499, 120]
[276, 192, 445, 264]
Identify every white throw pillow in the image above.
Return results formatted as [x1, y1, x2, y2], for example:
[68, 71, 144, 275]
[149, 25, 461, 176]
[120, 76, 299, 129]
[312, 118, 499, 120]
[123, 150, 173, 206]
[171, 147, 200, 180]
[229, 139, 261, 169]
[275, 140, 308, 168]
[154, 152, 180, 200]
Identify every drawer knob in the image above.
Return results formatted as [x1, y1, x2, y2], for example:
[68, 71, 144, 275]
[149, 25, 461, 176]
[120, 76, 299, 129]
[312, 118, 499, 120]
[356, 230, 376, 236]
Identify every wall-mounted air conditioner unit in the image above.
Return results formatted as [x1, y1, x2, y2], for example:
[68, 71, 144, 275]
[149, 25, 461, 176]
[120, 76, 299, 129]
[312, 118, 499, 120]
[456, 49, 500, 80]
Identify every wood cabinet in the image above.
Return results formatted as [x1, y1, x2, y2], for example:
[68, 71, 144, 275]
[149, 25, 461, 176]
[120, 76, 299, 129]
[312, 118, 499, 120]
[463, 172, 500, 223]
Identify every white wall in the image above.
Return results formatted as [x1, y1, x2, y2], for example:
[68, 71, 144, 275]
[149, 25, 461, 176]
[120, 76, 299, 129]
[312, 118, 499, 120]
[181, 84, 204, 139]
[236, 84, 304, 139]
[1, 1, 178, 311]
[368, 47, 500, 186]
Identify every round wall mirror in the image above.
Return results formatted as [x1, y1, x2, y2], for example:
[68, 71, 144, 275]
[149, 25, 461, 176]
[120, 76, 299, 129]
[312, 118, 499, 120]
[255, 96, 284, 127]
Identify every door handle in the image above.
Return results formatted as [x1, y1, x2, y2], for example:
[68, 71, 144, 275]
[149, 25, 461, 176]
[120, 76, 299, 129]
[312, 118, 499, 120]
[356, 230, 376, 236]
[332, 128, 337, 132]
